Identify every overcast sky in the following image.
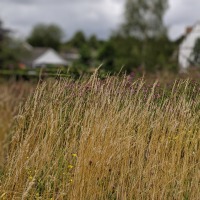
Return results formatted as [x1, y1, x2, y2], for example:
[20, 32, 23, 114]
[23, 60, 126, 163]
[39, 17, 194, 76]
[0, 0, 200, 41]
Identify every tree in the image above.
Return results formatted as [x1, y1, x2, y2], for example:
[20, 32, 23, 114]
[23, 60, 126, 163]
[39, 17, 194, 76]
[79, 44, 92, 65]
[88, 35, 99, 49]
[68, 31, 86, 48]
[27, 24, 64, 50]
[110, 34, 142, 72]
[0, 19, 12, 68]
[122, 0, 168, 39]
[0, 20, 9, 42]
[98, 42, 116, 71]
[120, 0, 169, 71]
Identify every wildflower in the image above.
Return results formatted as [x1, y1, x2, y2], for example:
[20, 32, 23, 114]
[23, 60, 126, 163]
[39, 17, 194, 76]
[29, 176, 33, 181]
[68, 165, 73, 169]
[72, 153, 77, 158]
[69, 179, 73, 183]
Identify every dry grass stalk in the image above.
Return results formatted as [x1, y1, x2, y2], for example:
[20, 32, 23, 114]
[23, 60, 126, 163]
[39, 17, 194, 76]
[0, 76, 200, 199]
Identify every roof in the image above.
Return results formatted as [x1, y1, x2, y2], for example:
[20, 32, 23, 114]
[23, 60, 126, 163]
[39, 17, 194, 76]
[21, 44, 81, 67]
[21, 47, 68, 67]
[29, 47, 50, 63]
[21, 47, 48, 65]
[33, 48, 68, 67]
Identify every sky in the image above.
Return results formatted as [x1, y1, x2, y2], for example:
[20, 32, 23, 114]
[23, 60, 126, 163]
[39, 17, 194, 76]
[0, 0, 200, 41]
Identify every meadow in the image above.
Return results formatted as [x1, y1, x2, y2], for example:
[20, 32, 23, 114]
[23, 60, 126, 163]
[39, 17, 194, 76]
[0, 74, 200, 199]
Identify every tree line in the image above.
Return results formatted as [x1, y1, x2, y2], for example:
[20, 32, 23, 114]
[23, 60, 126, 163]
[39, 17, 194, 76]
[1, 0, 197, 74]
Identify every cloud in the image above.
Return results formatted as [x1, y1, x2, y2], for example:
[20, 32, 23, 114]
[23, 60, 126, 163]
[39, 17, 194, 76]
[165, 0, 200, 40]
[0, 0, 124, 40]
[1, 0, 200, 41]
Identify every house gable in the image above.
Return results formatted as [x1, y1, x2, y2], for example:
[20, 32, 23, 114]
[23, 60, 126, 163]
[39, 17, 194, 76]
[179, 22, 200, 69]
[32, 48, 68, 67]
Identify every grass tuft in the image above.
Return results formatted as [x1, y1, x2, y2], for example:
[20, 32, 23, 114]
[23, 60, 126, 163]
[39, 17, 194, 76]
[0, 76, 200, 199]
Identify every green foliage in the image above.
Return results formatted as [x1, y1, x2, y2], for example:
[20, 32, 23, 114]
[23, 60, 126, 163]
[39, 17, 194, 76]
[0, 44, 18, 67]
[0, 20, 9, 42]
[0, 20, 11, 68]
[0, 20, 25, 69]
[110, 35, 142, 72]
[142, 37, 176, 71]
[96, 33, 176, 73]
[68, 31, 86, 48]
[63, 32, 104, 70]
[122, 0, 168, 39]
[114, 0, 173, 72]
[79, 44, 92, 66]
[88, 35, 99, 49]
[98, 42, 116, 71]
[27, 24, 64, 50]
[0, 11, 176, 74]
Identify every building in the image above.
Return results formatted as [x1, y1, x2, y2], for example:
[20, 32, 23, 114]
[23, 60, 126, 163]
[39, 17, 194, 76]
[21, 44, 79, 68]
[60, 48, 80, 65]
[24, 47, 68, 67]
[33, 48, 68, 67]
[179, 22, 200, 70]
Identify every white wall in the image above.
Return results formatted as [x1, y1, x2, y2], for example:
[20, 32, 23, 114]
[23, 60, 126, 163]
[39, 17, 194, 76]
[179, 22, 200, 69]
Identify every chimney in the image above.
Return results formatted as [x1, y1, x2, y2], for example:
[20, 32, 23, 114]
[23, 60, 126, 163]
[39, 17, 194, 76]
[185, 26, 193, 35]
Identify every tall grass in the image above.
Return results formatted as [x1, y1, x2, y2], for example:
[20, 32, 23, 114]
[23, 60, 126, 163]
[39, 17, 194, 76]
[1, 75, 200, 199]
[0, 82, 33, 168]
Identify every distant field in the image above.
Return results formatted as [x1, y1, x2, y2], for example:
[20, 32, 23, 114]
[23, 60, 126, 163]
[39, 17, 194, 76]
[0, 75, 200, 199]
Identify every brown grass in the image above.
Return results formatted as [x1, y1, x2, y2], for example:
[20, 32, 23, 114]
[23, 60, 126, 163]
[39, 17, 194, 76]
[0, 75, 200, 199]
[0, 81, 34, 167]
